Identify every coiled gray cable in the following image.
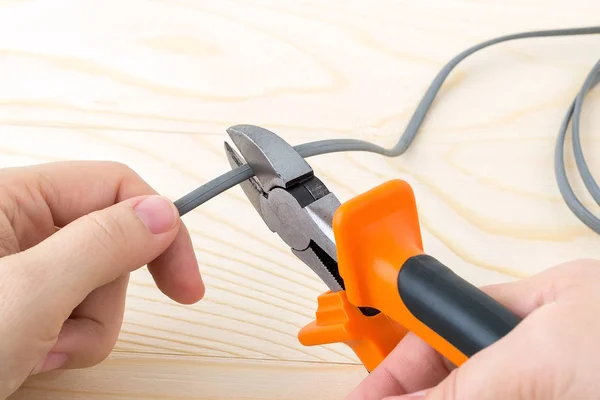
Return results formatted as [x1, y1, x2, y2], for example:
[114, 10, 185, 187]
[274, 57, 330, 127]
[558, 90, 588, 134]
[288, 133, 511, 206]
[555, 58, 600, 233]
[175, 26, 600, 234]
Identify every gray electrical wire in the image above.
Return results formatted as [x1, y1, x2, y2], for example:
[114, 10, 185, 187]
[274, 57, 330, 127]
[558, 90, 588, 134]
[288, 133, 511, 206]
[174, 26, 600, 234]
[572, 59, 600, 205]
[555, 58, 600, 233]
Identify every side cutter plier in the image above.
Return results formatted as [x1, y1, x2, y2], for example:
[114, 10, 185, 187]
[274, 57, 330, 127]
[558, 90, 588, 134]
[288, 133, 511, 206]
[224, 124, 521, 371]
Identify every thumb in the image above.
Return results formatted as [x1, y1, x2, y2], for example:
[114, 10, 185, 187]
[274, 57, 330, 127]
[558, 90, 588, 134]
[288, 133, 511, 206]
[3, 194, 181, 321]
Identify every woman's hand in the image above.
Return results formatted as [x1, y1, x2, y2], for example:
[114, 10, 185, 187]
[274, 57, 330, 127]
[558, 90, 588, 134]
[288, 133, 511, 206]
[346, 259, 600, 400]
[0, 161, 204, 399]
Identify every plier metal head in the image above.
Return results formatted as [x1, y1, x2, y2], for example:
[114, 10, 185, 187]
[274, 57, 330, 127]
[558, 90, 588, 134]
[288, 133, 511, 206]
[224, 124, 345, 292]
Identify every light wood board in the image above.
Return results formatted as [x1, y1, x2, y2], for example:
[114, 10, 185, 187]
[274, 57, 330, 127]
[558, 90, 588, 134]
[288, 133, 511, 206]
[2, 0, 600, 398]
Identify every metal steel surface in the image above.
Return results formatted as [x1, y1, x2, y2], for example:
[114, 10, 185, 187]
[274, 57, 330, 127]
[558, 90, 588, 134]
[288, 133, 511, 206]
[224, 124, 344, 292]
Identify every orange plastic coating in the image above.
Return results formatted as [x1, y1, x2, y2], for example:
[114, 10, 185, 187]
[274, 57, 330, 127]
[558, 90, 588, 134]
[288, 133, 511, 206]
[298, 290, 407, 371]
[332, 179, 468, 367]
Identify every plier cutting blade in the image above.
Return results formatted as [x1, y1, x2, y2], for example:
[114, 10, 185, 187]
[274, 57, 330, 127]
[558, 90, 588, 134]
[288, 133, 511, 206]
[224, 124, 521, 371]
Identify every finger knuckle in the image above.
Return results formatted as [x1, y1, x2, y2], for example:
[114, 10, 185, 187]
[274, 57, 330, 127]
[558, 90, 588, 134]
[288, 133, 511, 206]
[106, 161, 141, 181]
[552, 258, 600, 279]
[571, 258, 600, 275]
[94, 326, 119, 363]
[103, 161, 153, 197]
[103, 160, 132, 173]
[82, 211, 127, 260]
[539, 259, 600, 301]
[442, 368, 460, 400]
[78, 323, 119, 368]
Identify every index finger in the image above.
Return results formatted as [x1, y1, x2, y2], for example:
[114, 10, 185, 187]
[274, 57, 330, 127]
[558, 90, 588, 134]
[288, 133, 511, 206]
[23, 161, 165, 226]
[22, 161, 204, 304]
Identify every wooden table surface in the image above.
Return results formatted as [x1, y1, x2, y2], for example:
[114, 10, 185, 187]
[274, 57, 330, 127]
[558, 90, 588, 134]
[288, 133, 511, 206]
[3, 0, 600, 398]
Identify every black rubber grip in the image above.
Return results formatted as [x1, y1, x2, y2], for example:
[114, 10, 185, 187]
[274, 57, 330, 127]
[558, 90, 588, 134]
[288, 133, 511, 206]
[398, 254, 521, 357]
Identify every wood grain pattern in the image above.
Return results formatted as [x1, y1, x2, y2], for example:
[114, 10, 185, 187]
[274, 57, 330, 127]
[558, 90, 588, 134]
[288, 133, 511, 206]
[2, 0, 600, 398]
[10, 353, 366, 400]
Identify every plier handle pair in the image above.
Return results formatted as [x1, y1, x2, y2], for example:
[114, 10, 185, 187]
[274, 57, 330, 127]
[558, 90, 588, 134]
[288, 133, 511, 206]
[224, 125, 521, 371]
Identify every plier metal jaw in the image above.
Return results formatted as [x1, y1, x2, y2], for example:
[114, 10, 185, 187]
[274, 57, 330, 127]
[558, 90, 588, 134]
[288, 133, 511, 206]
[224, 124, 344, 292]
[224, 125, 522, 372]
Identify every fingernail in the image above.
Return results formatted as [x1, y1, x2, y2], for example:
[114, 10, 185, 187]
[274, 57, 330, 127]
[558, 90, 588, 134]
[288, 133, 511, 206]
[384, 390, 428, 399]
[134, 196, 178, 234]
[403, 390, 428, 398]
[31, 352, 68, 375]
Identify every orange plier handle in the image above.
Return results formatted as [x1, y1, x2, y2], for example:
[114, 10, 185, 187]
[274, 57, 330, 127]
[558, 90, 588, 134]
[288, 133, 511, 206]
[299, 179, 521, 370]
[298, 290, 407, 372]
